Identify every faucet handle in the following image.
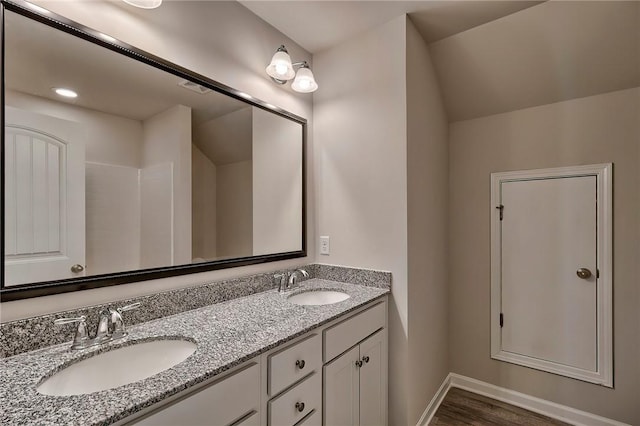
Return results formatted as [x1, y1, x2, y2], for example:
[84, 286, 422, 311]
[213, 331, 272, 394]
[111, 302, 141, 339]
[54, 315, 89, 349]
[274, 273, 289, 292]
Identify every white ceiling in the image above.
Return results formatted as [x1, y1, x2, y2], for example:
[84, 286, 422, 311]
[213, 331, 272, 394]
[242, 0, 639, 122]
[239, 0, 543, 53]
[429, 0, 640, 121]
[4, 10, 246, 126]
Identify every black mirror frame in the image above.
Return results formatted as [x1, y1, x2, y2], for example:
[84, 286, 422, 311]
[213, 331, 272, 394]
[0, 0, 307, 301]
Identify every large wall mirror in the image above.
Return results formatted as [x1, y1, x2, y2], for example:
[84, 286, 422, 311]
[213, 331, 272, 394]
[1, 1, 306, 300]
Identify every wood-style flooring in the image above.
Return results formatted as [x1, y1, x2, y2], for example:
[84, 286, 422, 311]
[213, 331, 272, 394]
[429, 387, 571, 425]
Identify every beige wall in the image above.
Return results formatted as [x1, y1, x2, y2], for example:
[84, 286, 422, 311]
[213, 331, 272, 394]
[405, 18, 450, 425]
[449, 88, 640, 424]
[192, 144, 217, 261]
[142, 105, 192, 266]
[5, 90, 143, 168]
[313, 16, 409, 425]
[193, 107, 252, 166]
[217, 161, 253, 258]
[252, 108, 303, 256]
[1, 1, 313, 322]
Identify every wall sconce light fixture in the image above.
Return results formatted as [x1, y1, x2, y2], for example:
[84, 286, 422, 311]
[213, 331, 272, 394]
[122, 0, 162, 9]
[266, 45, 318, 93]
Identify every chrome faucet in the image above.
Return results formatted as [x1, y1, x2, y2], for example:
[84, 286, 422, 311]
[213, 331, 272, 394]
[288, 268, 309, 288]
[55, 302, 140, 350]
[274, 268, 309, 293]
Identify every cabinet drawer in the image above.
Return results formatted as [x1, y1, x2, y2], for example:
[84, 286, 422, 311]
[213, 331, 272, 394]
[269, 372, 321, 426]
[324, 301, 385, 362]
[134, 362, 260, 426]
[269, 333, 321, 396]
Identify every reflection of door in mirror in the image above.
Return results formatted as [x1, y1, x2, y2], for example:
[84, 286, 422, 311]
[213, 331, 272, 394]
[4, 107, 86, 286]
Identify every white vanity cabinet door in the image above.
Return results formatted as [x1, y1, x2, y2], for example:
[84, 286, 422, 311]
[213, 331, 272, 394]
[323, 346, 360, 426]
[359, 330, 386, 426]
[133, 362, 260, 426]
[269, 372, 321, 426]
[269, 333, 321, 396]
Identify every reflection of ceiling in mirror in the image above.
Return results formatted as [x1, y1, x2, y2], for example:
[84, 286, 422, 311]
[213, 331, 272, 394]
[4, 11, 246, 126]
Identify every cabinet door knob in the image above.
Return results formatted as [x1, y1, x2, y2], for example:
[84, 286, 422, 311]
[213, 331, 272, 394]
[362, 356, 370, 364]
[576, 268, 592, 279]
[355, 360, 363, 367]
[295, 402, 305, 412]
[295, 359, 305, 369]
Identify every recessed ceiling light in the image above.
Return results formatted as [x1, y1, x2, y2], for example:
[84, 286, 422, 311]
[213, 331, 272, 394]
[53, 88, 78, 98]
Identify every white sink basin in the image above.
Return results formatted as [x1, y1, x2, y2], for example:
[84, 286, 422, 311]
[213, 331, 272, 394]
[37, 339, 197, 396]
[288, 290, 350, 306]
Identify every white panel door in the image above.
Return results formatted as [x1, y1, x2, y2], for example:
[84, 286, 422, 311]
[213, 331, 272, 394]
[501, 176, 597, 371]
[359, 330, 386, 426]
[323, 346, 360, 426]
[4, 107, 85, 285]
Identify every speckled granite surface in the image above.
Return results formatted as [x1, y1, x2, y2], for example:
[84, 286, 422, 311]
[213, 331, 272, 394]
[1, 264, 391, 358]
[308, 264, 391, 289]
[0, 279, 388, 426]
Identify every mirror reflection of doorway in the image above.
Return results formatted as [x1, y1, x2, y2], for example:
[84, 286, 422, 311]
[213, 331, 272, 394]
[4, 107, 85, 285]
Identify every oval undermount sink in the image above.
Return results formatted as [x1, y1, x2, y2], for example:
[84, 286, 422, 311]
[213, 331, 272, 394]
[37, 339, 197, 396]
[288, 290, 350, 306]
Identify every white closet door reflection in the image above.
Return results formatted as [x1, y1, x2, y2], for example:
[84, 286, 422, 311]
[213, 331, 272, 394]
[4, 107, 85, 286]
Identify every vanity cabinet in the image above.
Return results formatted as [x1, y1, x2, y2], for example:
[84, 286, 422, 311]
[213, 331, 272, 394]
[323, 302, 387, 426]
[125, 297, 387, 426]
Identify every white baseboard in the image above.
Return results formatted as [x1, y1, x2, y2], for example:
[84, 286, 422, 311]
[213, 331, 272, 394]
[416, 374, 453, 426]
[417, 373, 629, 426]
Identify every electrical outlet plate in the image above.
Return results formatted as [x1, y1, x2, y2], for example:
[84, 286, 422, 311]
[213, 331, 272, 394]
[320, 236, 330, 255]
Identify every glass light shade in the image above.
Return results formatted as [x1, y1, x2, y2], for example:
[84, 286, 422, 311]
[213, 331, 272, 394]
[122, 0, 162, 9]
[266, 51, 295, 81]
[291, 67, 318, 93]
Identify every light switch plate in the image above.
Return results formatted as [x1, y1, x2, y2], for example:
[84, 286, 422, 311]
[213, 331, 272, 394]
[320, 236, 330, 255]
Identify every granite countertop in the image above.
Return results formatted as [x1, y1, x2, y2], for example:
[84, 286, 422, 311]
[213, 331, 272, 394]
[0, 279, 389, 426]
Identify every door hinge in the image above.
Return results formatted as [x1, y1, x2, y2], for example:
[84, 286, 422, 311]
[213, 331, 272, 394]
[499, 313, 504, 327]
[496, 204, 504, 221]
[596, 269, 600, 279]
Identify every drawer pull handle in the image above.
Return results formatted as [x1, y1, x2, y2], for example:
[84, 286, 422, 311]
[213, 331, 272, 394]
[362, 356, 370, 364]
[295, 359, 306, 369]
[355, 360, 363, 367]
[295, 402, 305, 412]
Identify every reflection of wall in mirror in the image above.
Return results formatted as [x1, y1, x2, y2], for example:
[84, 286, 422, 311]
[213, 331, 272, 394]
[142, 105, 192, 267]
[252, 108, 302, 255]
[192, 144, 217, 260]
[193, 107, 253, 260]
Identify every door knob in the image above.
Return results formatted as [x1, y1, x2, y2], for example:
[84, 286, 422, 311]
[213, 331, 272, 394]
[295, 359, 305, 369]
[70, 264, 85, 273]
[576, 268, 592, 279]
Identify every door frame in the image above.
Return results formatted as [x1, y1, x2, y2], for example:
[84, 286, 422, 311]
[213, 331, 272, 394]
[490, 163, 613, 387]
